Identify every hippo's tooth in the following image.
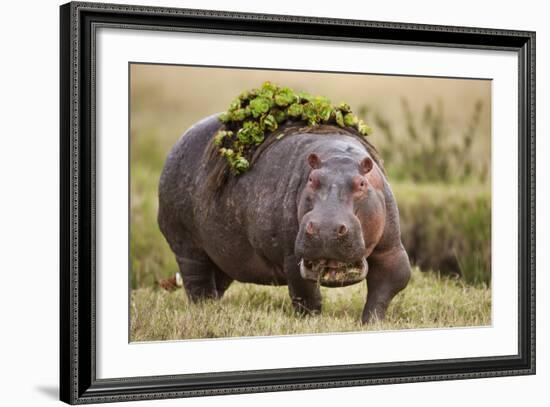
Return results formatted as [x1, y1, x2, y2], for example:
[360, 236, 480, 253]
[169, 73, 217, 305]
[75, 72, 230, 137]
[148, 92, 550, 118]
[299, 259, 304, 272]
[360, 257, 369, 278]
[299, 259, 316, 281]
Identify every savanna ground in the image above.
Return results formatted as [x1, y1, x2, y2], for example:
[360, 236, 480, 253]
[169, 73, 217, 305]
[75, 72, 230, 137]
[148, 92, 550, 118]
[132, 268, 491, 340]
[130, 65, 492, 341]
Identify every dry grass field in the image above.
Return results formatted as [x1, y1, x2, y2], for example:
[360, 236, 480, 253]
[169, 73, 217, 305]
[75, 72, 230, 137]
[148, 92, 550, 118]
[131, 268, 491, 341]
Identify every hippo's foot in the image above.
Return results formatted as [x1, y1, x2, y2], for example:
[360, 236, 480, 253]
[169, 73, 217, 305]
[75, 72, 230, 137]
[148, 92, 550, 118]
[291, 296, 322, 316]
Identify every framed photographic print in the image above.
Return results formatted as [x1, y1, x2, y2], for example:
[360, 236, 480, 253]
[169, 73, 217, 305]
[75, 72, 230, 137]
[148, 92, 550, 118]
[60, 1, 536, 404]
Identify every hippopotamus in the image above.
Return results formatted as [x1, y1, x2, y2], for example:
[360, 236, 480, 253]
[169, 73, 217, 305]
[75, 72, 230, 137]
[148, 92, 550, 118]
[158, 114, 411, 323]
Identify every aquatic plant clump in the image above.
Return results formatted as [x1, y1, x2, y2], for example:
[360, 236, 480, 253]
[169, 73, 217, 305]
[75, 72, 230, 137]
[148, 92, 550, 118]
[213, 81, 373, 174]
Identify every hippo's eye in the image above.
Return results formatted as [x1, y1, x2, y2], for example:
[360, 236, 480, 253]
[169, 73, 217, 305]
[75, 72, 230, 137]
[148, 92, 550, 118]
[360, 181, 365, 188]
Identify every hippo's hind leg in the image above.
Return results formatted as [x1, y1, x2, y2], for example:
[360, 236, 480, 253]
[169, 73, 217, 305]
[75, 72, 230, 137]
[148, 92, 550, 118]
[362, 245, 411, 324]
[159, 211, 233, 301]
[174, 248, 233, 302]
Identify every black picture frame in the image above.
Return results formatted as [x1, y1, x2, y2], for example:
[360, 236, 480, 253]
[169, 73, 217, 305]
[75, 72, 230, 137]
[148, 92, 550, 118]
[60, 1, 536, 404]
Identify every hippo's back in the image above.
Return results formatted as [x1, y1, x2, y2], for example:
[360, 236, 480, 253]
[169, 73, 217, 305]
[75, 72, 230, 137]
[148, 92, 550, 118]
[159, 114, 221, 197]
[157, 114, 222, 239]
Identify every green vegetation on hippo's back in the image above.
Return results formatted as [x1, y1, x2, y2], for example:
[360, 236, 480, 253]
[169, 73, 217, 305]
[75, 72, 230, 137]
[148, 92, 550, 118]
[214, 81, 373, 174]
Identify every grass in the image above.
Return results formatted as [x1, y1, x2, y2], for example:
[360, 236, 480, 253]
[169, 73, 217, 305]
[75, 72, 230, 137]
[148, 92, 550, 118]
[130, 268, 491, 341]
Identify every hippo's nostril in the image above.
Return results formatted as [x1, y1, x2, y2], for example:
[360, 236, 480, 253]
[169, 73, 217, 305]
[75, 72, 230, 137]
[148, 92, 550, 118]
[337, 224, 348, 237]
[306, 221, 316, 236]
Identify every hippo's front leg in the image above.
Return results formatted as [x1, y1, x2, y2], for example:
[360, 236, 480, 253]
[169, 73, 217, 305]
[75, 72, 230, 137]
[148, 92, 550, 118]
[285, 255, 322, 315]
[362, 245, 411, 324]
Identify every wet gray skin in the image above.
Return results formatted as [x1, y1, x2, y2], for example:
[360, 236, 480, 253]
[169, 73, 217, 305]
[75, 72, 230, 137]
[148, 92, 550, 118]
[158, 114, 411, 322]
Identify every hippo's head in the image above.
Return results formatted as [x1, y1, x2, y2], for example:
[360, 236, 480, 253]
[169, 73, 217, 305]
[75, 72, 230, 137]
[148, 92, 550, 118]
[295, 152, 373, 287]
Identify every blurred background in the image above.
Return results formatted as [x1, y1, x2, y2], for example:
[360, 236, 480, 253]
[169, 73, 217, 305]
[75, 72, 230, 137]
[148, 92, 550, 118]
[130, 63, 491, 292]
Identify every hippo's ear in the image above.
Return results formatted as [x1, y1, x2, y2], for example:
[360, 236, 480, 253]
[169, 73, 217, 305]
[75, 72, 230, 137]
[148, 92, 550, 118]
[359, 157, 373, 174]
[307, 153, 322, 169]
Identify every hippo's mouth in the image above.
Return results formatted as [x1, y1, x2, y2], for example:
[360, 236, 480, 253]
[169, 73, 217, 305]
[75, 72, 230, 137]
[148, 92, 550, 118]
[299, 258, 368, 287]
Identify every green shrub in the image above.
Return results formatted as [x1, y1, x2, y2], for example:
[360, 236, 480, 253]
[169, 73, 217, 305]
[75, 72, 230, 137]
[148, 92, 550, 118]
[130, 129, 179, 289]
[394, 183, 491, 286]
[360, 98, 488, 184]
